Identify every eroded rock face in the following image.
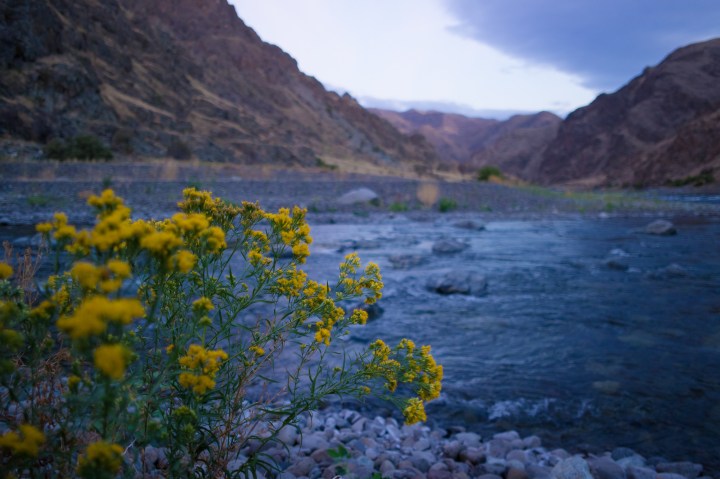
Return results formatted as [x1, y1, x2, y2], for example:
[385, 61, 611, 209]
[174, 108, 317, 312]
[0, 0, 439, 171]
[535, 38, 720, 187]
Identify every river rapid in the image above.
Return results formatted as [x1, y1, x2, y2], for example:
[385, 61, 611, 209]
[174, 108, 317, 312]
[295, 213, 720, 472]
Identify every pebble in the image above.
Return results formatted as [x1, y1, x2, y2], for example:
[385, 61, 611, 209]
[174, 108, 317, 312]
[124, 407, 709, 479]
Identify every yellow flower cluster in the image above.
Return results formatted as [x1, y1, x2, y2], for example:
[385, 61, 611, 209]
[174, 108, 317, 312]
[403, 398, 427, 425]
[36, 212, 76, 241]
[314, 303, 345, 346]
[0, 261, 13, 280]
[275, 266, 308, 297]
[264, 206, 313, 263]
[70, 259, 132, 294]
[57, 296, 145, 339]
[191, 297, 214, 314]
[93, 344, 130, 380]
[337, 253, 384, 304]
[178, 344, 228, 395]
[365, 338, 443, 424]
[177, 187, 243, 230]
[0, 424, 45, 457]
[77, 441, 124, 476]
[248, 345, 265, 356]
[350, 309, 369, 325]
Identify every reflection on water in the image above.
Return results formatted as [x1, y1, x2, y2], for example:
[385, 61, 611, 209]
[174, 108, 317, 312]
[302, 215, 720, 470]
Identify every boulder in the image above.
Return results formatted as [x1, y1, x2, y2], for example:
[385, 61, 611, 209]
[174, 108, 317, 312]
[453, 220, 486, 231]
[389, 254, 427, 269]
[644, 220, 677, 236]
[338, 188, 379, 205]
[427, 271, 488, 296]
[551, 457, 593, 479]
[655, 462, 703, 479]
[432, 239, 469, 254]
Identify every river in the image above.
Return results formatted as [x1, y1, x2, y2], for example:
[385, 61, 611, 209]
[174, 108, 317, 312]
[297, 213, 720, 472]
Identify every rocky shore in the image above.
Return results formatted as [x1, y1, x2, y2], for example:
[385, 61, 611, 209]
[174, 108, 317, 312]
[136, 407, 710, 479]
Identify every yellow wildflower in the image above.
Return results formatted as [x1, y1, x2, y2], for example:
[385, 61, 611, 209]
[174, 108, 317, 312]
[0, 424, 45, 457]
[403, 398, 427, 425]
[350, 309, 369, 325]
[178, 344, 228, 395]
[172, 250, 197, 273]
[57, 297, 144, 339]
[141, 231, 183, 255]
[77, 441, 124, 476]
[93, 344, 130, 380]
[68, 375, 81, 392]
[292, 243, 310, 263]
[106, 259, 131, 279]
[249, 345, 265, 356]
[35, 222, 52, 234]
[0, 262, 13, 280]
[203, 226, 226, 253]
[70, 262, 101, 290]
[192, 297, 214, 314]
[172, 212, 210, 234]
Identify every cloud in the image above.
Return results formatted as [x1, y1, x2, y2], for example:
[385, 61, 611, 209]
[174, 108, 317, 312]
[444, 0, 720, 90]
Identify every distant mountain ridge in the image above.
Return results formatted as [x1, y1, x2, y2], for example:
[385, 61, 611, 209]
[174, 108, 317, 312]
[0, 0, 439, 174]
[370, 109, 562, 178]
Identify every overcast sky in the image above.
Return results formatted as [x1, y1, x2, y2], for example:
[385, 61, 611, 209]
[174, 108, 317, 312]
[229, 0, 720, 118]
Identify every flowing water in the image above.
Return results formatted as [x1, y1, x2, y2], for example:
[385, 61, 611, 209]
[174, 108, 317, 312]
[299, 214, 720, 471]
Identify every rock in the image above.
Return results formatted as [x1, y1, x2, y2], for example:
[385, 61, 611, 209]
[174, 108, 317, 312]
[605, 258, 629, 271]
[655, 462, 703, 479]
[427, 271, 488, 296]
[410, 451, 437, 472]
[347, 456, 375, 479]
[477, 474, 504, 479]
[432, 239, 469, 254]
[523, 436, 543, 449]
[287, 456, 316, 477]
[493, 431, 520, 441]
[454, 432, 482, 448]
[626, 466, 658, 479]
[508, 465, 530, 479]
[227, 456, 248, 473]
[453, 220, 486, 231]
[277, 425, 299, 446]
[587, 456, 626, 479]
[310, 448, 333, 466]
[649, 263, 688, 279]
[644, 220, 677, 236]
[458, 447, 485, 465]
[507, 450, 528, 463]
[442, 440, 462, 460]
[657, 474, 690, 479]
[388, 254, 427, 269]
[300, 433, 329, 452]
[380, 459, 396, 474]
[551, 457, 593, 479]
[427, 462, 453, 479]
[487, 439, 511, 459]
[527, 465, 553, 479]
[611, 448, 637, 461]
[414, 437, 432, 451]
[616, 455, 646, 470]
[338, 188, 379, 205]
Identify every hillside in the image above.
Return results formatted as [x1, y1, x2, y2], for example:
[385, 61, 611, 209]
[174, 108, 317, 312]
[536, 37, 720, 187]
[0, 0, 439, 175]
[371, 109, 561, 178]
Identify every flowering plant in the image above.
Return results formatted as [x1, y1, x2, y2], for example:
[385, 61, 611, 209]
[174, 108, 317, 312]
[0, 188, 442, 478]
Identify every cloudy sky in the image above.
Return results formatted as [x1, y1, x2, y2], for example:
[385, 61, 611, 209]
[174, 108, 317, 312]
[229, 0, 720, 118]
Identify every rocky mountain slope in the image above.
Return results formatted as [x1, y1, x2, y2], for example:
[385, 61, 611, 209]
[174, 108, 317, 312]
[535, 37, 720, 187]
[371, 109, 561, 177]
[0, 0, 438, 174]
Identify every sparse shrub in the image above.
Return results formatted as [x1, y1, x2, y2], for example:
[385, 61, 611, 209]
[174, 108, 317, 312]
[438, 197, 457, 213]
[389, 201, 408, 212]
[477, 165, 503, 182]
[44, 135, 113, 161]
[315, 157, 338, 170]
[166, 138, 192, 160]
[667, 169, 715, 187]
[101, 175, 113, 189]
[0, 188, 442, 478]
